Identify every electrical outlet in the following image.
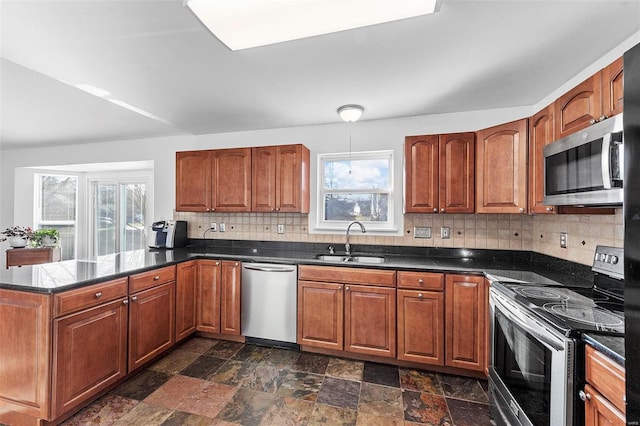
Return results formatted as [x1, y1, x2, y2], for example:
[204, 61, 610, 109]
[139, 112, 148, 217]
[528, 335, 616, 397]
[277, 224, 285, 234]
[560, 232, 568, 248]
[210, 222, 217, 231]
[219, 223, 226, 232]
[441, 227, 451, 239]
[414, 226, 432, 238]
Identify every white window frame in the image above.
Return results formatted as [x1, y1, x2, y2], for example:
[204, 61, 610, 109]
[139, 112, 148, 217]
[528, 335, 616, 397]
[316, 150, 396, 232]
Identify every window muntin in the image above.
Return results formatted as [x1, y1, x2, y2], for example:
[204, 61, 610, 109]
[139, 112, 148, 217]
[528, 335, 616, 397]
[35, 174, 78, 260]
[318, 150, 394, 230]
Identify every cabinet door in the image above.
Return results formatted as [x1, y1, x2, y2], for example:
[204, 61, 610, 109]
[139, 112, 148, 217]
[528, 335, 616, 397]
[297, 281, 344, 350]
[128, 282, 175, 371]
[554, 74, 602, 139]
[404, 135, 439, 213]
[602, 57, 623, 117]
[197, 259, 221, 333]
[476, 119, 528, 214]
[176, 261, 198, 342]
[344, 284, 396, 358]
[0, 290, 51, 421]
[212, 148, 252, 212]
[252, 146, 277, 212]
[445, 275, 486, 371]
[276, 144, 310, 213]
[52, 299, 128, 418]
[176, 151, 211, 212]
[528, 105, 556, 214]
[584, 384, 625, 426]
[220, 261, 241, 335]
[397, 289, 444, 365]
[439, 132, 475, 213]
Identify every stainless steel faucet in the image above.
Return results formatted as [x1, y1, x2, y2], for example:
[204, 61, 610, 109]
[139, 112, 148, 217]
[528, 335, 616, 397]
[345, 221, 366, 255]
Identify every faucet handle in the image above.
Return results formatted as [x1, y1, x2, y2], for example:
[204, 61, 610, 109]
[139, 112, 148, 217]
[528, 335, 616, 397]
[328, 245, 335, 254]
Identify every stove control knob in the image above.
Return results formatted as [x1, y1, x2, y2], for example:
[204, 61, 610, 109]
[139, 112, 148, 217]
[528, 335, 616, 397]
[610, 255, 619, 264]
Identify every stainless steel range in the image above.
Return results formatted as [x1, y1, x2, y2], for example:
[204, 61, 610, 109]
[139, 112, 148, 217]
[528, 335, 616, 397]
[489, 245, 624, 426]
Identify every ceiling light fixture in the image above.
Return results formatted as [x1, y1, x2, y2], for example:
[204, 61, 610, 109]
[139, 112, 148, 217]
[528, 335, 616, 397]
[184, 0, 441, 51]
[337, 104, 365, 123]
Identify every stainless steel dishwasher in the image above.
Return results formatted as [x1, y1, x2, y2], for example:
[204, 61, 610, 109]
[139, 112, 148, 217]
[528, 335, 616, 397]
[241, 263, 298, 345]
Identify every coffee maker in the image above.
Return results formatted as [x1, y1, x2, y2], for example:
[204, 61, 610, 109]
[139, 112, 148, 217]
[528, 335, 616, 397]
[150, 220, 187, 249]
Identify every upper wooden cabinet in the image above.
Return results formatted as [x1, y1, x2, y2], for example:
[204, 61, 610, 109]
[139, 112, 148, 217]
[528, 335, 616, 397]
[177, 144, 309, 213]
[176, 150, 211, 212]
[555, 58, 624, 140]
[528, 105, 556, 214]
[176, 148, 251, 212]
[252, 144, 310, 213]
[404, 132, 475, 213]
[602, 57, 624, 117]
[476, 119, 528, 214]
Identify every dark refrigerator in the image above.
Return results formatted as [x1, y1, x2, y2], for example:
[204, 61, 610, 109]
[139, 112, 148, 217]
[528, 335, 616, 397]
[624, 41, 640, 425]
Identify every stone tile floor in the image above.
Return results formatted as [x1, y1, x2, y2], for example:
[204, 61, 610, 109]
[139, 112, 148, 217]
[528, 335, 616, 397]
[61, 337, 492, 425]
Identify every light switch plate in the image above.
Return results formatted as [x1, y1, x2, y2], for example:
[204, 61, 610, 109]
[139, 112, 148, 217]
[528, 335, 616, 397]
[277, 224, 285, 234]
[219, 223, 226, 232]
[560, 232, 567, 248]
[414, 226, 432, 238]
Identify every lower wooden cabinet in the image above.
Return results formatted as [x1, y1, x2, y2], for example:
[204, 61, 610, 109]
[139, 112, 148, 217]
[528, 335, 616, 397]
[176, 260, 198, 341]
[196, 259, 242, 335]
[52, 298, 128, 418]
[345, 284, 396, 358]
[445, 274, 487, 371]
[297, 280, 344, 350]
[397, 289, 444, 365]
[297, 265, 397, 358]
[128, 281, 176, 371]
[584, 345, 626, 425]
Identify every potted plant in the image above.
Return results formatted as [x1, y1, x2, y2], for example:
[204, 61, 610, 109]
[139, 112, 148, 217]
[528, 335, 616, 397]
[32, 228, 61, 247]
[0, 226, 35, 248]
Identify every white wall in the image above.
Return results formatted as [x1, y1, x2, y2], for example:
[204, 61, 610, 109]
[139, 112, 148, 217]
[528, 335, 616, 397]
[2, 31, 638, 238]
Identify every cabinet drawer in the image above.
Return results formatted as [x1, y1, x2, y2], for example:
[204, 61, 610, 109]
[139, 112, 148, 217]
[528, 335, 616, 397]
[299, 265, 396, 287]
[585, 345, 626, 413]
[397, 271, 444, 290]
[54, 278, 128, 317]
[129, 266, 176, 293]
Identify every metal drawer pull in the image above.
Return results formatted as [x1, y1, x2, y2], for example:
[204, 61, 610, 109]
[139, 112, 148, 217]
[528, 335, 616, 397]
[418, 279, 424, 284]
[418, 293, 423, 298]
[153, 276, 160, 280]
[95, 292, 103, 298]
[131, 295, 138, 302]
[123, 299, 129, 305]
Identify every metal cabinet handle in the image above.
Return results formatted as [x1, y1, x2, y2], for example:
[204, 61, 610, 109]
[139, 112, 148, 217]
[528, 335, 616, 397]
[589, 119, 597, 125]
[433, 208, 438, 212]
[216, 261, 220, 265]
[153, 276, 160, 281]
[131, 295, 138, 302]
[338, 286, 342, 290]
[418, 293, 424, 298]
[599, 115, 607, 122]
[345, 286, 350, 291]
[578, 390, 591, 401]
[440, 208, 445, 212]
[95, 292, 103, 298]
[546, 207, 553, 212]
[518, 207, 524, 213]
[418, 279, 424, 284]
[123, 299, 129, 305]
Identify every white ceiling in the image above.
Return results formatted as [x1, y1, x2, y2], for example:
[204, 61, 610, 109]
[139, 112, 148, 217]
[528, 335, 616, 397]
[1, 0, 639, 149]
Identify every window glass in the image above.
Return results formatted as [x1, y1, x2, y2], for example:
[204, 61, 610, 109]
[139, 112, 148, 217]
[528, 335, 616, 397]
[318, 151, 393, 229]
[36, 174, 77, 260]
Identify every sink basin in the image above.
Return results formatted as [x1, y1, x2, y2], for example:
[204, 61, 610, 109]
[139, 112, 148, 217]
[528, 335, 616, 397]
[315, 254, 386, 264]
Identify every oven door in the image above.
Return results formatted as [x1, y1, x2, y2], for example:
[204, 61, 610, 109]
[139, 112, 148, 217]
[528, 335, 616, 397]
[489, 289, 575, 426]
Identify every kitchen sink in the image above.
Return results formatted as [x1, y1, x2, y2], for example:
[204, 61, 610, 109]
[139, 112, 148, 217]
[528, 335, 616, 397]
[315, 254, 386, 264]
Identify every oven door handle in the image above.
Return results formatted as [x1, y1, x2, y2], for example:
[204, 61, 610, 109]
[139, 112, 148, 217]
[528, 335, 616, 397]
[601, 132, 612, 189]
[494, 295, 565, 352]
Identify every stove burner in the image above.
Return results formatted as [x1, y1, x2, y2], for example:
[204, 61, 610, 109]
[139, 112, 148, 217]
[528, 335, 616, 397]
[513, 286, 570, 301]
[543, 303, 624, 327]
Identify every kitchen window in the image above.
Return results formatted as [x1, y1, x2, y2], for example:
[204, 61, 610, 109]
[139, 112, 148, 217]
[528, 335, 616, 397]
[35, 174, 78, 260]
[317, 150, 394, 231]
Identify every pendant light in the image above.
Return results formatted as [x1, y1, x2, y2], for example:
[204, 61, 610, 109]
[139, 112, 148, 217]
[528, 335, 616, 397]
[337, 104, 364, 175]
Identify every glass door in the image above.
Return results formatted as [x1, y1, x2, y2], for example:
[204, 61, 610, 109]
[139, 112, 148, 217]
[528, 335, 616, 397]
[92, 182, 147, 256]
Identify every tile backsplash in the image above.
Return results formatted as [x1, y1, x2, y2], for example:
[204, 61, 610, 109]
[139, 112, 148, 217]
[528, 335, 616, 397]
[174, 209, 622, 266]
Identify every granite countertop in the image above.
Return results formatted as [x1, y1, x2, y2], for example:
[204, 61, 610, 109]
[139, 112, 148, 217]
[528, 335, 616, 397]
[0, 241, 594, 293]
[583, 333, 625, 367]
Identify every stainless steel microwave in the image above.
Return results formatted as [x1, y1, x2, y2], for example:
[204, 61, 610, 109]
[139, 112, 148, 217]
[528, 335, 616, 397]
[544, 114, 623, 206]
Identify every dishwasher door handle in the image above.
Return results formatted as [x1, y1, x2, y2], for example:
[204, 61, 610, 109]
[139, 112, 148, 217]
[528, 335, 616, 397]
[243, 264, 296, 273]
